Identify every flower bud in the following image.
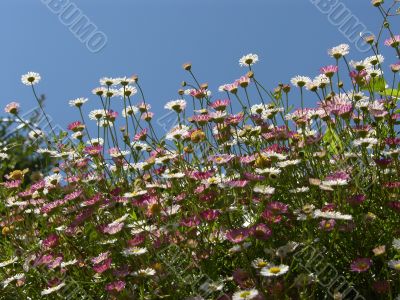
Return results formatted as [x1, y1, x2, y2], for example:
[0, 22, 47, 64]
[182, 63, 192, 71]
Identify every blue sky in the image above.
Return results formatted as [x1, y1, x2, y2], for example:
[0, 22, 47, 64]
[1, 0, 398, 136]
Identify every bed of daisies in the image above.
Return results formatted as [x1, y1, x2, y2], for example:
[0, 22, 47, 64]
[2, 2, 400, 299]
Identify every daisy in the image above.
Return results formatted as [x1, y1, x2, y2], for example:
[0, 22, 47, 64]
[210, 99, 230, 111]
[105, 88, 119, 98]
[388, 260, 400, 271]
[108, 147, 129, 158]
[366, 68, 383, 78]
[92, 87, 107, 96]
[320, 65, 338, 77]
[4, 102, 20, 115]
[105, 280, 126, 292]
[260, 264, 289, 277]
[91, 251, 110, 265]
[41, 282, 66, 295]
[253, 185, 275, 195]
[384, 35, 400, 47]
[28, 129, 44, 139]
[319, 219, 336, 231]
[350, 258, 372, 272]
[60, 259, 77, 268]
[2, 273, 25, 288]
[137, 102, 151, 112]
[290, 76, 312, 88]
[364, 54, 384, 66]
[130, 141, 148, 151]
[390, 62, 400, 72]
[69, 97, 88, 108]
[218, 83, 230, 92]
[232, 289, 259, 300]
[164, 99, 187, 113]
[87, 138, 104, 146]
[166, 125, 190, 141]
[328, 43, 350, 59]
[277, 159, 301, 168]
[239, 53, 259, 67]
[132, 268, 156, 276]
[122, 105, 138, 117]
[119, 85, 137, 97]
[89, 109, 107, 120]
[116, 76, 135, 86]
[349, 60, 370, 71]
[21, 72, 41, 85]
[44, 173, 62, 186]
[254, 167, 281, 176]
[251, 258, 269, 269]
[99, 77, 117, 86]
[313, 209, 352, 220]
[122, 247, 148, 256]
[0, 257, 18, 268]
[353, 137, 378, 147]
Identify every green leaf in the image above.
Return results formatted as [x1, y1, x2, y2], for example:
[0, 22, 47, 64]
[323, 126, 343, 154]
[361, 76, 386, 92]
[377, 88, 400, 98]
[130, 210, 137, 221]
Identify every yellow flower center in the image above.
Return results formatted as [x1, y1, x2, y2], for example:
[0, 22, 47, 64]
[269, 267, 281, 274]
[240, 291, 251, 297]
[257, 261, 268, 268]
[394, 263, 400, 270]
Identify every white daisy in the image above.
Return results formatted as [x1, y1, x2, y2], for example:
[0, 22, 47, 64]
[232, 289, 259, 300]
[132, 268, 156, 276]
[290, 76, 311, 88]
[60, 259, 77, 268]
[328, 44, 350, 59]
[69, 97, 88, 108]
[89, 109, 107, 120]
[44, 173, 62, 187]
[28, 130, 45, 140]
[123, 190, 147, 198]
[313, 209, 352, 220]
[239, 53, 259, 67]
[364, 54, 384, 66]
[0, 257, 18, 268]
[164, 99, 187, 112]
[119, 85, 137, 97]
[122, 105, 138, 117]
[253, 185, 275, 195]
[251, 258, 269, 269]
[87, 138, 104, 146]
[260, 264, 289, 277]
[41, 282, 66, 295]
[122, 247, 148, 256]
[116, 76, 135, 86]
[254, 167, 281, 175]
[21, 72, 41, 85]
[353, 138, 378, 147]
[92, 87, 107, 96]
[166, 125, 190, 141]
[2, 273, 25, 288]
[277, 159, 301, 168]
[99, 77, 117, 86]
[130, 141, 148, 151]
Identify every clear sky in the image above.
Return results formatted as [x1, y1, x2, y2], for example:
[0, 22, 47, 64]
[1, 0, 398, 136]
